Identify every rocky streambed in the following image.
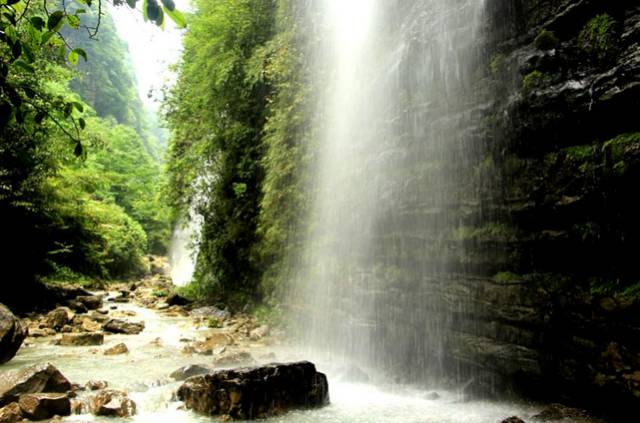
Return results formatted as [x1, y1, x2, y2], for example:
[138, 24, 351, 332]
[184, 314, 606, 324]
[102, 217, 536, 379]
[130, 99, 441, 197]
[0, 274, 611, 422]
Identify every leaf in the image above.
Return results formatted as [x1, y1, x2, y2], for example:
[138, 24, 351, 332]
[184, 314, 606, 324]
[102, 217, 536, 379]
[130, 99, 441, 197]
[14, 60, 34, 73]
[47, 11, 65, 31]
[73, 102, 84, 113]
[73, 48, 87, 62]
[74, 142, 83, 157]
[30, 16, 45, 31]
[163, 6, 186, 28]
[160, 0, 175, 11]
[79, 117, 86, 130]
[34, 112, 46, 124]
[68, 49, 79, 65]
[11, 40, 22, 60]
[126, 0, 137, 8]
[41, 31, 55, 45]
[66, 14, 81, 29]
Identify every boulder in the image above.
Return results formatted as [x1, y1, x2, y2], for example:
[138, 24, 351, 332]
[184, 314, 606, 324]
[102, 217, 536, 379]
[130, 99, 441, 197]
[104, 343, 128, 355]
[59, 333, 104, 346]
[192, 333, 234, 355]
[89, 389, 136, 417]
[170, 365, 211, 381]
[86, 311, 109, 323]
[64, 300, 87, 314]
[80, 318, 102, 333]
[177, 361, 329, 419]
[76, 296, 102, 310]
[103, 319, 144, 335]
[0, 304, 26, 364]
[249, 325, 269, 341]
[191, 306, 230, 321]
[0, 363, 71, 406]
[43, 307, 74, 331]
[0, 402, 22, 423]
[18, 393, 70, 420]
[166, 294, 191, 307]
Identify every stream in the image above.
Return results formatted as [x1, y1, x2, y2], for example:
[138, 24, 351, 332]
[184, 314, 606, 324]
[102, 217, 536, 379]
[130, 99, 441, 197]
[3, 295, 547, 423]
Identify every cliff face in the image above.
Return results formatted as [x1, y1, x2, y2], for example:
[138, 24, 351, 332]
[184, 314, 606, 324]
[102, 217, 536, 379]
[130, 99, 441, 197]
[286, 0, 639, 418]
[453, 0, 640, 416]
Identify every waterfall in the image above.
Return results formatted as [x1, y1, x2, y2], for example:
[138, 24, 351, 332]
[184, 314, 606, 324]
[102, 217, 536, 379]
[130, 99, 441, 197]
[290, 0, 489, 385]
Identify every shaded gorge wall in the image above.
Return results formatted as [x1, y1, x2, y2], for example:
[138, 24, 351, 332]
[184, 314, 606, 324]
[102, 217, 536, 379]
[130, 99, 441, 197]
[284, 0, 640, 418]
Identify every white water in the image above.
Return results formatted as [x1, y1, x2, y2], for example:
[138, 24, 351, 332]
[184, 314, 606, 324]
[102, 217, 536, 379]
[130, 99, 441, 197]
[169, 218, 201, 287]
[5, 300, 542, 422]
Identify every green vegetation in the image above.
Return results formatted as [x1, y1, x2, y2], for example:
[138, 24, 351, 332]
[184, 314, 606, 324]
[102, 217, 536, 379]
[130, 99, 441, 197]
[453, 223, 518, 241]
[522, 70, 552, 93]
[494, 272, 523, 283]
[1, 1, 174, 305]
[578, 14, 618, 61]
[534, 29, 559, 50]
[165, 0, 311, 306]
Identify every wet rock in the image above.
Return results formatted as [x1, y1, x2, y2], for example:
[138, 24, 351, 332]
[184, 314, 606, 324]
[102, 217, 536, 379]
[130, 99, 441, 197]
[85, 381, 108, 391]
[86, 311, 109, 323]
[424, 392, 440, 400]
[501, 417, 525, 423]
[89, 389, 136, 417]
[212, 350, 255, 367]
[18, 393, 70, 420]
[0, 402, 22, 423]
[192, 333, 234, 355]
[0, 363, 71, 406]
[60, 325, 73, 333]
[166, 294, 191, 307]
[103, 319, 144, 335]
[64, 300, 87, 314]
[59, 333, 104, 346]
[249, 325, 269, 341]
[43, 307, 74, 331]
[0, 304, 26, 365]
[80, 318, 102, 333]
[76, 296, 102, 310]
[191, 306, 230, 321]
[170, 365, 211, 381]
[177, 361, 329, 419]
[104, 343, 128, 355]
[70, 398, 88, 415]
[532, 404, 590, 421]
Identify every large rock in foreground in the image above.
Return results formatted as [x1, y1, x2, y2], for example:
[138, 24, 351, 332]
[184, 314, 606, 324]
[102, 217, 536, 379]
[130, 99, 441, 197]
[0, 363, 71, 406]
[177, 361, 329, 419]
[0, 304, 26, 365]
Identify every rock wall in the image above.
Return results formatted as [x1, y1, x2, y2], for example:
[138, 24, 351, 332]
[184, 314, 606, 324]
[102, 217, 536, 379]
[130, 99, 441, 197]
[443, 0, 640, 417]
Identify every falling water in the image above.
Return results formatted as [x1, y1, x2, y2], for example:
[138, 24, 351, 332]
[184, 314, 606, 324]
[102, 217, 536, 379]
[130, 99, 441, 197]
[169, 216, 201, 287]
[291, 0, 490, 386]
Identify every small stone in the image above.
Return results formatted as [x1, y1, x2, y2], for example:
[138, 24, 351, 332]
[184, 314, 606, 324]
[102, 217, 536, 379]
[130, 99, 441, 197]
[59, 332, 104, 346]
[0, 402, 22, 423]
[85, 380, 108, 391]
[18, 393, 70, 420]
[170, 365, 211, 381]
[104, 343, 129, 355]
[89, 389, 136, 417]
[103, 319, 144, 335]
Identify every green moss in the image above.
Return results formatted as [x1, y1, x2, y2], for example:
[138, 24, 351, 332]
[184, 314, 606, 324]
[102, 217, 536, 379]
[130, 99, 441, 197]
[534, 29, 559, 50]
[250, 303, 282, 326]
[564, 144, 595, 161]
[522, 70, 552, 93]
[453, 223, 518, 241]
[490, 53, 505, 77]
[494, 271, 522, 283]
[152, 289, 168, 298]
[207, 317, 223, 328]
[578, 14, 618, 60]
